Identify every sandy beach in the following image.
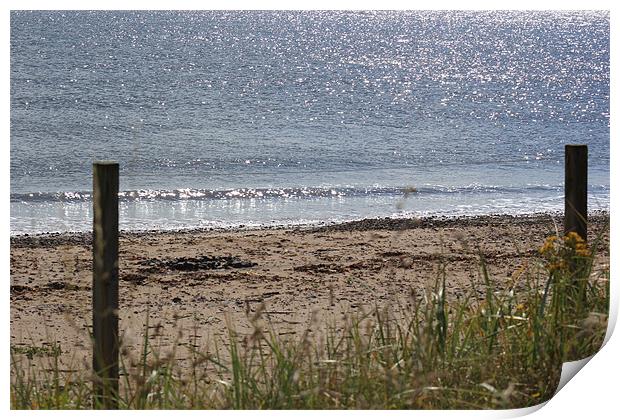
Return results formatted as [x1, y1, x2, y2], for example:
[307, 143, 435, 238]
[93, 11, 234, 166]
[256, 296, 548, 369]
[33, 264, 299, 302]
[10, 213, 610, 373]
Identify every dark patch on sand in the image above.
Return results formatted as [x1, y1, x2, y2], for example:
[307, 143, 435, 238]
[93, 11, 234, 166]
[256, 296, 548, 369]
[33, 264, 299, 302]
[140, 255, 257, 272]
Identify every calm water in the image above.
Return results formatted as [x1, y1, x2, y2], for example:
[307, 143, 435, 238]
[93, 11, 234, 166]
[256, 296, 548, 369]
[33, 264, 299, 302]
[10, 11, 610, 234]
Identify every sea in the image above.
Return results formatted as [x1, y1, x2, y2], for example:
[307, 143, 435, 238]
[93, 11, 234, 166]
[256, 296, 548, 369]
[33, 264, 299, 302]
[10, 10, 610, 235]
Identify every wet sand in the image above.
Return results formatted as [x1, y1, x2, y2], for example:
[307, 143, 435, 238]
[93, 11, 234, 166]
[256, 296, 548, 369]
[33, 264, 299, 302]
[10, 213, 610, 373]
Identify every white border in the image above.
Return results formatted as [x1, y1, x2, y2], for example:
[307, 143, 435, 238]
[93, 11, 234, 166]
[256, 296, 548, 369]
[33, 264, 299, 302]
[3, 2, 616, 419]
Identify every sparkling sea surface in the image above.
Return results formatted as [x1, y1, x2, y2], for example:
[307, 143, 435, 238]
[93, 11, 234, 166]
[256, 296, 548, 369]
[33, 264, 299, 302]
[10, 11, 609, 234]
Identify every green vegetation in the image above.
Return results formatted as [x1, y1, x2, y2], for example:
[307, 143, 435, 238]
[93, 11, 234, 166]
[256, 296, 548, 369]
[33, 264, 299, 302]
[10, 232, 609, 409]
[10, 343, 62, 360]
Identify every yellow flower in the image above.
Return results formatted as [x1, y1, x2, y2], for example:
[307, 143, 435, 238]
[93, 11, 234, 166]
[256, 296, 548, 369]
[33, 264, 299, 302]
[576, 248, 591, 258]
[539, 232, 591, 274]
[539, 236, 558, 255]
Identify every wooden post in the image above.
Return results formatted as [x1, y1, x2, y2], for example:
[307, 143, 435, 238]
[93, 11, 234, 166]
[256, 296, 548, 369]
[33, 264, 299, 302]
[564, 145, 588, 242]
[92, 162, 119, 409]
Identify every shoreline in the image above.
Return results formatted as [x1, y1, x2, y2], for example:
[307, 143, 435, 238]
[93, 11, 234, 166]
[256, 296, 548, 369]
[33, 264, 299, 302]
[10, 210, 610, 246]
[11, 211, 610, 375]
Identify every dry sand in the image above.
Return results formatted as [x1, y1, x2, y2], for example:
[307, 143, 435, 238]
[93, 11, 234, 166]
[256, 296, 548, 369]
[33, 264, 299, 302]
[10, 213, 610, 373]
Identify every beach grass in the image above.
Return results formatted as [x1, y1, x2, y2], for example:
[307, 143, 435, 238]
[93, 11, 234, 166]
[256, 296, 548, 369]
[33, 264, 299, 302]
[10, 231, 609, 410]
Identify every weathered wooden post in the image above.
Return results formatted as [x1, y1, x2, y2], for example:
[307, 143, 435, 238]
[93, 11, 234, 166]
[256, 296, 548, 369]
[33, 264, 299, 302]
[92, 162, 119, 409]
[564, 145, 588, 242]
